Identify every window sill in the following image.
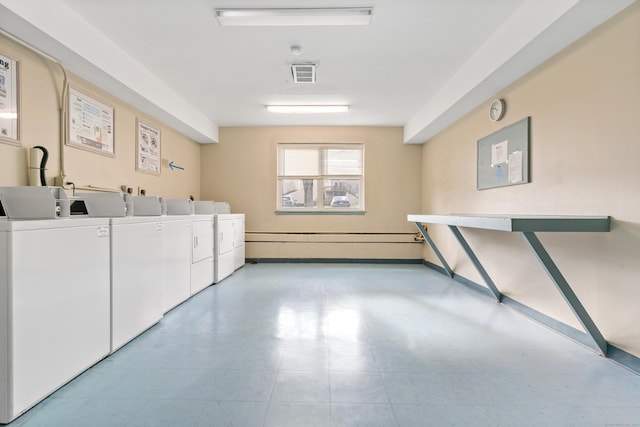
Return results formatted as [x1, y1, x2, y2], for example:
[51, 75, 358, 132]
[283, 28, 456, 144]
[275, 210, 366, 216]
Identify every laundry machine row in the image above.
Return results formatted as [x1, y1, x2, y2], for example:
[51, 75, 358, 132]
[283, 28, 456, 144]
[0, 188, 244, 424]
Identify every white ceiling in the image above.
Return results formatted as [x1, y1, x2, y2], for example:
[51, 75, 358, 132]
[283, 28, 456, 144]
[0, 0, 636, 143]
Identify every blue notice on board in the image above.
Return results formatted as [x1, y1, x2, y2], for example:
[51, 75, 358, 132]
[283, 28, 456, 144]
[496, 165, 503, 183]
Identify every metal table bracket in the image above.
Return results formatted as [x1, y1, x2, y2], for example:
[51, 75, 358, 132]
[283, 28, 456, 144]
[521, 231, 607, 356]
[408, 214, 610, 356]
[414, 222, 453, 278]
[448, 225, 502, 302]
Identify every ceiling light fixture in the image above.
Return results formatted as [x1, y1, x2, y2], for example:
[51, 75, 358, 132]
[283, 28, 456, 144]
[266, 105, 350, 114]
[215, 8, 373, 26]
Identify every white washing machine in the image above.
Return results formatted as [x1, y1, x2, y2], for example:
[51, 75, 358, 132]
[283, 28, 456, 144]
[191, 202, 215, 295]
[232, 213, 245, 271]
[81, 193, 164, 353]
[161, 199, 193, 313]
[0, 187, 111, 424]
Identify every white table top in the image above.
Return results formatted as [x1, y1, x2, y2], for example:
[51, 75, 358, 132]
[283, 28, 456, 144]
[407, 214, 610, 232]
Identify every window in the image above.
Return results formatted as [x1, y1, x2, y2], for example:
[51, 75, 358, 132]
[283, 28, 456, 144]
[277, 143, 364, 212]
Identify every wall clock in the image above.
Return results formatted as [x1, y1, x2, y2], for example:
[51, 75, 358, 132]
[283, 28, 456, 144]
[489, 99, 506, 122]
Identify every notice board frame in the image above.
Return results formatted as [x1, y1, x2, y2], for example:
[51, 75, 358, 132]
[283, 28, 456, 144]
[477, 116, 530, 190]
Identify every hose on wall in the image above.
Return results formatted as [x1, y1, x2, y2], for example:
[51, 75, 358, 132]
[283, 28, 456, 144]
[33, 146, 49, 186]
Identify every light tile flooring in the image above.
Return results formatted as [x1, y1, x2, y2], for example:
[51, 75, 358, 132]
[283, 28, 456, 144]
[10, 264, 640, 426]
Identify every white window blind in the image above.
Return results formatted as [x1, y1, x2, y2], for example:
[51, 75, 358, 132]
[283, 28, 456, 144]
[277, 143, 364, 212]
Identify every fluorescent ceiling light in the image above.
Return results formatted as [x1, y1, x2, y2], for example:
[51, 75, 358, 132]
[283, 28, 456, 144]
[266, 105, 350, 114]
[0, 112, 17, 119]
[215, 8, 373, 26]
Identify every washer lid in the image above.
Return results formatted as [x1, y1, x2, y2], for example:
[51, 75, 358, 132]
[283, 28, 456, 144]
[78, 192, 129, 217]
[0, 186, 58, 219]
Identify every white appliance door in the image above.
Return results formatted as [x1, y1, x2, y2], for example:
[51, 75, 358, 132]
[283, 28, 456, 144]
[233, 216, 245, 270]
[192, 218, 213, 264]
[10, 224, 111, 418]
[190, 217, 214, 295]
[233, 216, 245, 249]
[217, 216, 235, 257]
[215, 216, 235, 282]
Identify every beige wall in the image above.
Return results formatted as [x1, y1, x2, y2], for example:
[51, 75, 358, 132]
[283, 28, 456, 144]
[0, 33, 201, 199]
[201, 126, 423, 259]
[420, 3, 640, 356]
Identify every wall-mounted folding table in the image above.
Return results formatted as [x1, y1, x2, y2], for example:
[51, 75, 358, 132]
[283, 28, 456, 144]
[408, 214, 611, 356]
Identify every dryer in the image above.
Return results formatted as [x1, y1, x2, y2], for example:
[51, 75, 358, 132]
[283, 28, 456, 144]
[214, 214, 235, 283]
[0, 187, 111, 424]
[213, 202, 235, 283]
[232, 213, 245, 271]
[191, 201, 215, 295]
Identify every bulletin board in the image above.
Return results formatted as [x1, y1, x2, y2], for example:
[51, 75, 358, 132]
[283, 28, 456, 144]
[477, 117, 530, 190]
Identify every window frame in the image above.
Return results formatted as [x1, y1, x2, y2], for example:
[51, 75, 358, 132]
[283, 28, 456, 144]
[276, 143, 365, 214]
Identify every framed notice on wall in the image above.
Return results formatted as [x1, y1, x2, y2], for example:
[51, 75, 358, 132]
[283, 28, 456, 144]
[0, 52, 20, 145]
[67, 86, 115, 156]
[136, 119, 161, 175]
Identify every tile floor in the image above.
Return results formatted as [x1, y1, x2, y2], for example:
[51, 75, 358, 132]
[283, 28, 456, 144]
[9, 264, 640, 426]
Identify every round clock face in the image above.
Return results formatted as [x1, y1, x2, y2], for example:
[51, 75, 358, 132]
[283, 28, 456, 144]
[489, 99, 505, 121]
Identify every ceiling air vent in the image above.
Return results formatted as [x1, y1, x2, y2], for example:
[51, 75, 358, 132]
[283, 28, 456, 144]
[291, 63, 316, 83]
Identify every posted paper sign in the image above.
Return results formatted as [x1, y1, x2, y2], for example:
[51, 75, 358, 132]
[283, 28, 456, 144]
[491, 140, 508, 166]
[137, 120, 161, 175]
[68, 87, 114, 155]
[508, 150, 523, 183]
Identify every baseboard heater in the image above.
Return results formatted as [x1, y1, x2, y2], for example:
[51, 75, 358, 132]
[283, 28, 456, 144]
[245, 232, 421, 244]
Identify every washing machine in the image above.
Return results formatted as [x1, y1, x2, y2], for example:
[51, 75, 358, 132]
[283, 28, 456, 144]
[161, 199, 193, 312]
[81, 193, 164, 352]
[232, 213, 245, 270]
[191, 201, 215, 295]
[0, 187, 111, 424]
